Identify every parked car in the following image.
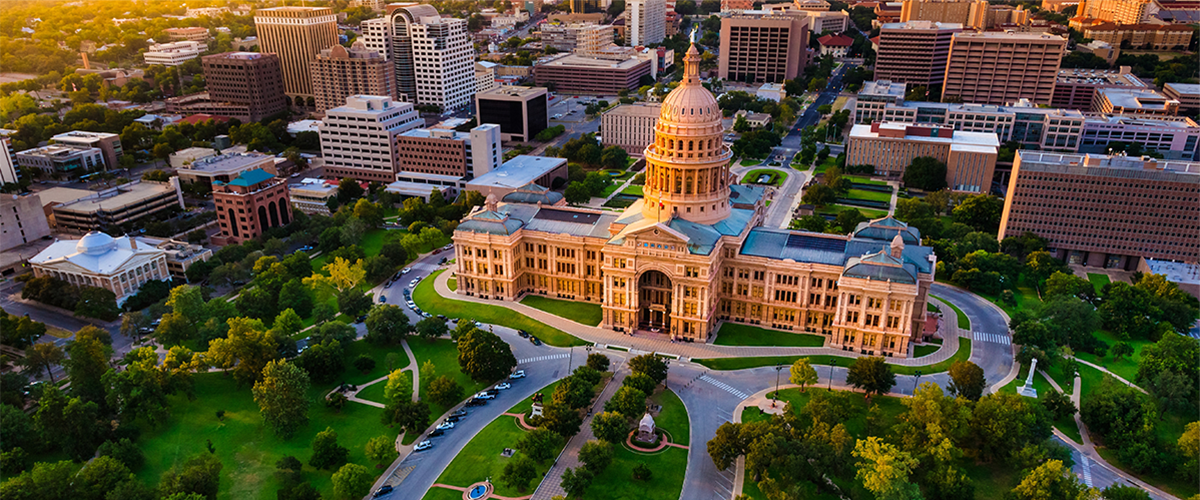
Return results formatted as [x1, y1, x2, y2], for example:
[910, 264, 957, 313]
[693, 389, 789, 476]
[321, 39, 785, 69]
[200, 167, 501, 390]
[436, 420, 455, 430]
[407, 301, 417, 309]
[445, 415, 462, 423]
[485, 388, 500, 396]
[450, 409, 468, 418]
[443, 244, 453, 250]
[530, 337, 542, 346]
[355, 315, 367, 323]
[409, 279, 419, 288]
[517, 330, 530, 338]
[510, 370, 526, 379]
[384, 281, 392, 288]
[495, 382, 511, 390]
[414, 440, 433, 451]
[422, 312, 432, 318]
[464, 398, 486, 407]
[429, 428, 445, 437]
[475, 391, 496, 400]
[379, 295, 387, 303]
[373, 485, 393, 497]
[402, 268, 412, 274]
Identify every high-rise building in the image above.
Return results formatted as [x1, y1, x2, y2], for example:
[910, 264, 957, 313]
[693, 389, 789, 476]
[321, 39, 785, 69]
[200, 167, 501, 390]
[626, 0, 666, 46]
[213, 169, 292, 245]
[311, 41, 396, 112]
[942, 32, 1066, 106]
[475, 86, 549, 143]
[999, 151, 1200, 268]
[718, 12, 809, 84]
[1075, 0, 1152, 24]
[874, 21, 962, 87]
[601, 102, 661, 155]
[254, 6, 338, 99]
[899, 0, 988, 28]
[1080, 22, 1195, 51]
[319, 95, 422, 183]
[570, 0, 605, 13]
[169, 52, 288, 123]
[847, 122, 1000, 193]
[360, 17, 392, 61]
[388, 4, 476, 111]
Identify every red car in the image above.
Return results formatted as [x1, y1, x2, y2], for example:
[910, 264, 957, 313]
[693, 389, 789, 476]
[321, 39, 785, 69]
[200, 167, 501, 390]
[433, 248, 443, 254]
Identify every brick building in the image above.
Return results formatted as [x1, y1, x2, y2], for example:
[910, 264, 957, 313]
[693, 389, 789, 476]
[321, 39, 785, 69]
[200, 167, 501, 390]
[718, 11, 809, 84]
[874, 21, 963, 87]
[213, 169, 292, 245]
[942, 32, 1066, 106]
[166, 52, 288, 123]
[311, 41, 396, 113]
[847, 122, 1000, 192]
[533, 53, 653, 94]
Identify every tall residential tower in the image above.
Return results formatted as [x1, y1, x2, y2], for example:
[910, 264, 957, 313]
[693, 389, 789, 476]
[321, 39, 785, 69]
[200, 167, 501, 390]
[388, 4, 476, 111]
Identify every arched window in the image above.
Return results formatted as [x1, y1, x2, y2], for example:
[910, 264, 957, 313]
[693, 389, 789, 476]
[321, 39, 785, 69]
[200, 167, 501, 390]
[279, 198, 290, 225]
[227, 209, 239, 237]
[268, 201, 280, 228]
[258, 206, 268, 231]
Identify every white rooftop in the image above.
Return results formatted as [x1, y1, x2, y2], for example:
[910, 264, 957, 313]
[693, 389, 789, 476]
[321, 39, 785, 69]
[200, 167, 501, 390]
[287, 119, 322, 135]
[468, 155, 567, 189]
[30, 232, 163, 275]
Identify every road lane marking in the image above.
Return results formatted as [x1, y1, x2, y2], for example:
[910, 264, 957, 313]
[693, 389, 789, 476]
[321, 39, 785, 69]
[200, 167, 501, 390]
[974, 331, 1010, 345]
[700, 375, 749, 399]
[517, 353, 570, 364]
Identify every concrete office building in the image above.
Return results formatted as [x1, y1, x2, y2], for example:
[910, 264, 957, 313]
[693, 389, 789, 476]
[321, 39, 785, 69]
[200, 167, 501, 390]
[311, 41, 397, 112]
[254, 6, 338, 99]
[465, 155, 569, 199]
[1074, 0, 1153, 24]
[143, 41, 207, 66]
[1051, 67, 1147, 110]
[166, 52, 288, 123]
[533, 53, 653, 94]
[0, 130, 17, 186]
[289, 178, 339, 215]
[722, 0, 756, 12]
[1164, 83, 1200, 116]
[51, 131, 122, 170]
[388, 4, 476, 111]
[942, 32, 1066, 106]
[802, 10, 852, 34]
[476, 61, 500, 94]
[176, 152, 278, 186]
[793, 0, 832, 10]
[1079, 115, 1200, 160]
[602, 102, 661, 155]
[874, 21, 962, 87]
[165, 27, 210, 42]
[626, 0, 666, 46]
[0, 193, 52, 252]
[900, 0, 987, 28]
[540, 23, 614, 53]
[847, 122, 1000, 192]
[718, 11, 809, 84]
[16, 145, 104, 178]
[360, 17, 392, 61]
[51, 179, 185, 233]
[137, 237, 213, 281]
[854, 80, 908, 124]
[999, 151, 1200, 268]
[1092, 88, 1180, 116]
[213, 169, 292, 245]
[1075, 41, 1120, 66]
[475, 86, 549, 143]
[395, 124, 502, 182]
[319, 95, 422, 183]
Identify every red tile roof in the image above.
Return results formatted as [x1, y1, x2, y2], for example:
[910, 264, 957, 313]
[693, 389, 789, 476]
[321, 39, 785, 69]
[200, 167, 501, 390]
[818, 34, 855, 47]
[179, 113, 231, 125]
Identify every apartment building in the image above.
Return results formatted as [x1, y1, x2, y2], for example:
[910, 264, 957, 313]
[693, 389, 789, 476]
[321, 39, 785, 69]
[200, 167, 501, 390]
[942, 32, 1066, 106]
[388, 4, 476, 111]
[1092, 88, 1180, 116]
[626, 0, 666, 46]
[847, 122, 1000, 192]
[475, 86, 549, 143]
[395, 124, 503, 182]
[360, 17, 392, 61]
[718, 11, 809, 84]
[213, 169, 292, 245]
[311, 41, 397, 112]
[143, 41, 207, 66]
[1052, 67, 1148, 110]
[254, 6, 338, 99]
[900, 0, 988, 27]
[166, 52, 288, 123]
[51, 131, 122, 170]
[999, 151, 1199, 268]
[874, 21, 962, 87]
[601, 102, 661, 155]
[319, 95, 422, 183]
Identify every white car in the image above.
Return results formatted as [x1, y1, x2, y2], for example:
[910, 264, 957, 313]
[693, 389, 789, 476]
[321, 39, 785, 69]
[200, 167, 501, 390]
[495, 382, 511, 390]
[409, 279, 418, 288]
[509, 370, 526, 379]
[402, 268, 412, 274]
[475, 391, 497, 400]
[414, 440, 433, 451]
[406, 301, 416, 309]
[422, 312, 432, 318]
[436, 420, 455, 430]
[443, 244, 453, 250]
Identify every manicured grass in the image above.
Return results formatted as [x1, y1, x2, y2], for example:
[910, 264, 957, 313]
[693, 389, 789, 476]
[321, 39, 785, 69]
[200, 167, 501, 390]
[844, 175, 887, 186]
[519, 295, 603, 326]
[134, 370, 397, 500]
[432, 415, 559, 497]
[930, 294, 970, 330]
[1073, 329, 1148, 385]
[745, 388, 906, 437]
[844, 188, 892, 203]
[927, 302, 940, 313]
[621, 185, 644, 197]
[585, 446, 687, 500]
[650, 389, 689, 445]
[696, 339, 971, 376]
[311, 228, 392, 272]
[407, 338, 488, 418]
[815, 204, 888, 219]
[743, 169, 788, 187]
[712, 323, 825, 347]
[447, 276, 457, 291]
[912, 344, 940, 358]
[811, 157, 837, 173]
[412, 270, 586, 347]
[356, 369, 409, 405]
[422, 487, 468, 500]
[1086, 273, 1111, 291]
[739, 158, 764, 166]
[508, 379, 564, 415]
[44, 326, 74, 338]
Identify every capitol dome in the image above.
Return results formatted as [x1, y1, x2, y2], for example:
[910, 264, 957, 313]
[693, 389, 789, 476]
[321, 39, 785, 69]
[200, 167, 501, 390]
[76, 231, 117, 256]
[659, 46, 721, 125]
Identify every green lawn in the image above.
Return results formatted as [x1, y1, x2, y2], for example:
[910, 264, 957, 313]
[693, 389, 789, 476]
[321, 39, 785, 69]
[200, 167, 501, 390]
[621, 185, 644, 197]
[844, 188, 892, 203]
[310, 228, 392, 272]
[845, 176, 887, 186]
[930, 294, 970, 329]
[650, 389, 689, 445]
[431, 415, 558, 497]
[356, 370, 409, 405]
[133, 369, 397, 500]
[712, 323, 825, 347]
[696, 339, 971, 376]
[600, 182, 623, 198]
[744, 388, 906, 437]
[963, 461, 1022, 500]
[407, 338, 488, 418]
[508, 380, 564, 415]
[422, 487, 467, 500]
[412, 270, 586, 347]
[740, 158, 764, 166]
[743, 169, 788, 187]
[447, 276, 457, 291]
[912, 344, 940, 358]
[519, 295, 603, 326]
[1086, 273, 1111, 291]
[1074, 329, 1148, 385]
[811, 157, 837, 173]
[584, 446, 687, 500]
[815, 204, 888, 219]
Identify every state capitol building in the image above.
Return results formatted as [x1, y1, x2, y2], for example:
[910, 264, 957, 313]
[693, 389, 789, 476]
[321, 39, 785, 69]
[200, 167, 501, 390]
[452, 43, 938, 357]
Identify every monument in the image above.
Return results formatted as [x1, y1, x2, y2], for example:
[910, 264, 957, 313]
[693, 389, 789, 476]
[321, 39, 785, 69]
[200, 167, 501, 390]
[1017, 358, 1039, 398]
[637, 413, 657, 442]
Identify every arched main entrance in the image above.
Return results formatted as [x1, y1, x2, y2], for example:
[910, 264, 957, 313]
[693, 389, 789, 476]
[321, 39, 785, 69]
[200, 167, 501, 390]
[638, 270, 672, 333]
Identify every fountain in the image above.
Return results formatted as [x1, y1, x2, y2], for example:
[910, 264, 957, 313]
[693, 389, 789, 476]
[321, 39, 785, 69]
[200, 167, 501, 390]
[467, 485, 488, 499]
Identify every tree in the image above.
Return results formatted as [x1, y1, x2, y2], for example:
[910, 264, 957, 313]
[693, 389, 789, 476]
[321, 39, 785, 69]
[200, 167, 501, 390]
[789, 358, 818, 391]
[540, 402, 584, 437]
[853, 436, 922, 500]
[208, 317, 279, 383]
[416, 317, 449, 341]
[22, 342, 64, 383]
[971, 392, 1053, 462]
[846, 357, 896, 399]
[564, 182, 591, 205]
[561, 467, 594, 499]
[1136, 332, 1199, 404]
[353, 354, 376, 374]
[384, 368, 411, 403]
[952, 194, 1004, 233]
[628, 353, 668, 384]
[253, 360, 311, 438]
[383, 399, 430, 436]
[1045, 272, 1097, 302]
[579, 440, 614, 474]
[901, 156, 948, 191]
[427, 375, 463, 408]
[604, 386, 647, 419]
[365, 435, 396, 464]
[364, 304, 410, 345]
[103, 348, 171, 425]
[1110, 342, 1134, 361]
[337, 178, 364, 203]
[501, 454, 538, 492]
[591, 411, 630, 444]
[158, 453, 223, 500]
[801, 183, 837, 206]
[835, 209, 867, 233]
[274, 309, 304, 338]
[1100, 485, 1151, 500]
[331, 463, 372, 500]
[76, 455, 139, 499]
[336, 289, 372, 318]
[97, 438, 144, 471]
[1009, 460, 1098, 500]
[948, 360, 986, 401]
[309, 427, 351, 470]
[0, 460, 77, 499]
[622, 373, 656, 396]
[1042, 390, 1077, 420]
[1, 310, 46, 348]
[517, 427, 564, 463]
[296, 339, 345, 384]
[457, 329, 517, 383]
[587, 353, 610, 372]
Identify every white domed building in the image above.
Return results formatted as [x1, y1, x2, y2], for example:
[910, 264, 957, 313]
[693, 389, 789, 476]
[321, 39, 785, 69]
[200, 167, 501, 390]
[450, 43, 938, 356]
[29, 232, 171, 305]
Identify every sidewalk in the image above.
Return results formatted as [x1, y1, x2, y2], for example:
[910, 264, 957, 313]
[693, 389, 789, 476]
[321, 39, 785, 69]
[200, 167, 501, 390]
[531, 365, 628, 500]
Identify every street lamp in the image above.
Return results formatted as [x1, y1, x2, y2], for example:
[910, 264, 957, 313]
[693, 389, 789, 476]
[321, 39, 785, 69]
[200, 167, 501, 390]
[773, 364, 784, 408]
[828, 360, 837, 391]
[913, 370, 922, 394]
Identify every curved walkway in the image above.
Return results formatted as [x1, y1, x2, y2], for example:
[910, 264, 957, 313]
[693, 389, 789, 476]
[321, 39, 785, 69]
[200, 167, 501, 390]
[431, 483, 532, 500]
[433, 271, 963, 368]
[502, 412, 538, 431]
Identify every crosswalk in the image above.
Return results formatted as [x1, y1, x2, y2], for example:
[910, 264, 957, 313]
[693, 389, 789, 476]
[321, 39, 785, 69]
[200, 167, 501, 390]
[974, 331, 1011, 345]
[517, 353, 570, 364]
[700, 375, 749, 399]
[1080, 454, 1093, 487]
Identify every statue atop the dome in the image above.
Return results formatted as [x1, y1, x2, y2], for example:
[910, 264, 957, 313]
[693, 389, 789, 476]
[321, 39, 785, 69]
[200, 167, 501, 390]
[690, 25, 698, 44]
